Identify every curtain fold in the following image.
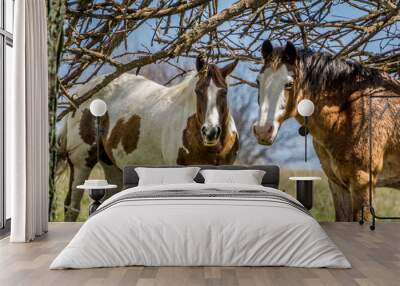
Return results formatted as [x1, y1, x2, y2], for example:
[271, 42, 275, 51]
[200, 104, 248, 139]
[9, 0, 49, 242]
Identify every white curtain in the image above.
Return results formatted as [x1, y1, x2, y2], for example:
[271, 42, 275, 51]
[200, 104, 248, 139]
[8, 0, 49, 242]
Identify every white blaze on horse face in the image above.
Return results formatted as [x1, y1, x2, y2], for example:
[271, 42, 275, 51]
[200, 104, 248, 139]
[205, 79, 221, 127]
[201, 78, 224, 146]
[256, 64, 293, 143]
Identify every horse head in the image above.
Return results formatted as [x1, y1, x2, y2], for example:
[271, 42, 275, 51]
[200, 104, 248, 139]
[253, 40, 299, 145]
[194, 55, 238, 146]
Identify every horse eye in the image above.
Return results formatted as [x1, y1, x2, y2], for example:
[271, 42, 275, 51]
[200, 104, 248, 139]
[285, 82, 293, 89]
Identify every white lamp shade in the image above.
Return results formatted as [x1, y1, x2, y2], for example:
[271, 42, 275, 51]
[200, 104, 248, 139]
[297, 99, 314, 117]
[90, 99, 107, 117]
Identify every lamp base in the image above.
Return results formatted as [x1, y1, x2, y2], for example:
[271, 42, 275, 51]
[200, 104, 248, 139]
[296, 180, 313, 210]
[88, 189, 106, 215]
[298, 126, 309, 136]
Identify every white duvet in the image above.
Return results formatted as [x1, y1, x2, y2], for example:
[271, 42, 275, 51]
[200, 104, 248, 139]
[50, 183, 351, 269]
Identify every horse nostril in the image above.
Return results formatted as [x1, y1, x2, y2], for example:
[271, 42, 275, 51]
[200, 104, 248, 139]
[253, 125, 258, 136]
[201, 125, 207, 136]
[267, 125, 273, 134]
[215, 127, 221, 137]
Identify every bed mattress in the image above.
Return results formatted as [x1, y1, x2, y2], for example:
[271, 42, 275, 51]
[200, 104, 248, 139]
[50, 183, 350, 269]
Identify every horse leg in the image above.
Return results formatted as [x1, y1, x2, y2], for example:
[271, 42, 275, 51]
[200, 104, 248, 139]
[350, 170, 371, 222]
[63, 157, 74, 215]
[64, 166, 92, 221]
[313, 140, 353, 221]
[328, 180, 353, 221]
[100, 162, 123, 200]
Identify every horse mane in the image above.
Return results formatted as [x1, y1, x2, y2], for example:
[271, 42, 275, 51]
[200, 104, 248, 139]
[297, 50, 399, 99]
[166, 71, 198, 97]
[171, 71, 197, 88]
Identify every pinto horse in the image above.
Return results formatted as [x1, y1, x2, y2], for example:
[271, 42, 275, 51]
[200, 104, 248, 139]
[253, 40, 400, 221]
[58, 56, 239, 221]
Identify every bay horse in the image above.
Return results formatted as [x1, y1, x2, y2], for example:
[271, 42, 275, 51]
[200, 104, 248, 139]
[58, 56, 239, 221]
[253, 40, 400, 221]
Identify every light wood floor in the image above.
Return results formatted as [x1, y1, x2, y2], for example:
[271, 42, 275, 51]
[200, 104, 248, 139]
[0, 222, 399, 286]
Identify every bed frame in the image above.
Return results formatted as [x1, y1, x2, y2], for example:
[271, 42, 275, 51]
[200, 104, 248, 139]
[123, 165, 280, 189]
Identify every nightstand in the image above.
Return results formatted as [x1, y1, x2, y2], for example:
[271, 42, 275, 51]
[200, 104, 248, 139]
[289, 177, 321, 210]
[77, 181, 117, 215]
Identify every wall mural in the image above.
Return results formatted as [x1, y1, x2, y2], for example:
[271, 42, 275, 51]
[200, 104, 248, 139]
[49, 1, 400, 222]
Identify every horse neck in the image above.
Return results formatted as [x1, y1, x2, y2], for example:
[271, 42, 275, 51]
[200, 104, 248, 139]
[293, 86, 345, 143]
[292, 54, 400, 144]
[169, 72, 197, 103]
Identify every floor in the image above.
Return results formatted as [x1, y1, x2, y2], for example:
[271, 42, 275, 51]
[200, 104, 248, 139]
[0, 223, 399, 286]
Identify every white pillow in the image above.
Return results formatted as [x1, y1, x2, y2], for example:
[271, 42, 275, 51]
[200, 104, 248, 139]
[200, 169, 265, 185]
[135, 167, 200, 186]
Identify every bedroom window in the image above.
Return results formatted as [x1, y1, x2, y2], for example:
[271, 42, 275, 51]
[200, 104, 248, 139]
[0, 0, 14, 233]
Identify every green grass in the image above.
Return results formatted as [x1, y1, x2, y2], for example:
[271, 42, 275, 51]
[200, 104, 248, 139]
[53, 164, 105, 222]
[280, 170, 335, 221]
[281, 169, 400, 221]
[53, 166, 400, 222]
[372, 188, 400, 218]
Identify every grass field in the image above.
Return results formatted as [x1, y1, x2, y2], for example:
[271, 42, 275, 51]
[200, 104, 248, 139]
[53, 165, 400, 222]
[53, 166, 105, 221]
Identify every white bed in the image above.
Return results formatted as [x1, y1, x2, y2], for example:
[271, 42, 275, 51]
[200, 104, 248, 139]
[50, 183, 351, 269]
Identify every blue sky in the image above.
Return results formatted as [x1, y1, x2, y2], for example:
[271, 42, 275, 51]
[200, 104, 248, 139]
[60, 1, 398, 81]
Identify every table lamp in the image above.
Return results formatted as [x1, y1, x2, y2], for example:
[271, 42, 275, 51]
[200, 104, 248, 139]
[297, 99, 314, 162]
[89, 99, 107, 163]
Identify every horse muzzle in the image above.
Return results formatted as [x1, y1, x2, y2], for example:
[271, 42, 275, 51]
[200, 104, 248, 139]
[253, 124, 275, 146]
[203, 139, 219, 147]
[201, 125, 221, 146]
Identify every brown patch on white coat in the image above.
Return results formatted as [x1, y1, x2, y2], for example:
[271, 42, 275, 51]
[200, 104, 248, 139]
[77, 109, 113, 168]
[60, 56, 240, 221]
[104, 115, 141, 162]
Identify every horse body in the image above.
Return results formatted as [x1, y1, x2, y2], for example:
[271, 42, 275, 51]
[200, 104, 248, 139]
[65, 74, 170, 167]
[60, 59, 239, 221]
[306, 82, 400, 221]
[103, 72, 197, 166]
[253, 40, 400, 221]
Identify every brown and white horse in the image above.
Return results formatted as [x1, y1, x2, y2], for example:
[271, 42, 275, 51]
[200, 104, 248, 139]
[253, 40, 400, 221]
[58, 56, 239, 221]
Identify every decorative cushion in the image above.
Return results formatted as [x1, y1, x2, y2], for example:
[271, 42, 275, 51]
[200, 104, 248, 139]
[135, 167, 200, 186]
[200, 169, 266, 185]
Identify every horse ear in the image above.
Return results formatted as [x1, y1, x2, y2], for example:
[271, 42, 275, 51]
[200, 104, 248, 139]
[284, 41, 297, 65]
[261, 40, 273, 60]
[196, 55, 206, 71]
[220, 59, 238, 78]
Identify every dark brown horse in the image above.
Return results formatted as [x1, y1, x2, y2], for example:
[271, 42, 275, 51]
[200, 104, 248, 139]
[253, 40, 400, 221]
